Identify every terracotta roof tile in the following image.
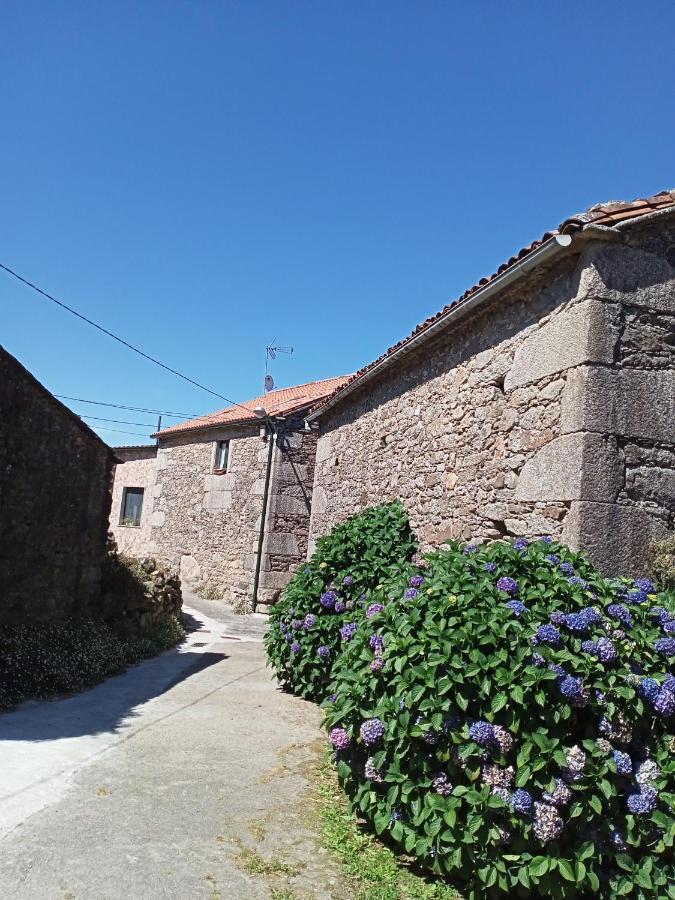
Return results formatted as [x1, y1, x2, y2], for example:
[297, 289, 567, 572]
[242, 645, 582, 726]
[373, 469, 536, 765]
[156, 375, 351, 438]
[312, 189, 675, 416]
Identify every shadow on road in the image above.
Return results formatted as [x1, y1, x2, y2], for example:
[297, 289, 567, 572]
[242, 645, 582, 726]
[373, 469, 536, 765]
[0, 647, 228, 742]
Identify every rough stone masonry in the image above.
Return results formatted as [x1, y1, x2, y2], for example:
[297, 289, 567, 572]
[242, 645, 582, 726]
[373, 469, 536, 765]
[309, 210, 675, 577]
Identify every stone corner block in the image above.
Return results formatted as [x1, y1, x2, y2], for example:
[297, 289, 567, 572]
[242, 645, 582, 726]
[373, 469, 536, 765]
[514, 432, 622, 503]
[505, 299, 619, 391]
[576, 243, 675, 313]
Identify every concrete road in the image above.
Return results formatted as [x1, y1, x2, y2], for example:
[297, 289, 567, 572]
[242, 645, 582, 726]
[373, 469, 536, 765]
[0, 602, 346, 899]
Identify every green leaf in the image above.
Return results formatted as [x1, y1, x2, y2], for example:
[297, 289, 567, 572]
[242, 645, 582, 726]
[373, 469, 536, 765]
[557, 859, 575, 881]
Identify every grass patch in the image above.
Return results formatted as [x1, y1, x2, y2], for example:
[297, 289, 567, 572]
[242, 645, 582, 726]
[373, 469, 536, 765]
[317, 762, 462, 900]
[236, 845, 301, 878]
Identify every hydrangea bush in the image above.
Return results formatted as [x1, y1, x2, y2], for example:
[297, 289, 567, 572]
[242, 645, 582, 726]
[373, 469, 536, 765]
[323, 538, 675, 898]
[265, 502, 417, 701]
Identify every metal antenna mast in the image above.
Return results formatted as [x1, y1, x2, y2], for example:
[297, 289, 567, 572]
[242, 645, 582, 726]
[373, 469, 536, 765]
[264, 341, 294, 391]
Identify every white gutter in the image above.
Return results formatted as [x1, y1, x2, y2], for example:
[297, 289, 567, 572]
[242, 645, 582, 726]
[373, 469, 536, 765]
[307, 232, 575, 422]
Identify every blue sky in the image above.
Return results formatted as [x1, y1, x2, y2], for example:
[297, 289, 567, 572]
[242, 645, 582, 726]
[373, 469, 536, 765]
[2, 2, 674, 444]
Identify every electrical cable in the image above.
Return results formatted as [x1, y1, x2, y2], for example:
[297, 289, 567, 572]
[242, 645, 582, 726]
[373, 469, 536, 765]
[0, 262, 252, 413]
[54, 395, 198, 418]
[79, 414, 157, 427]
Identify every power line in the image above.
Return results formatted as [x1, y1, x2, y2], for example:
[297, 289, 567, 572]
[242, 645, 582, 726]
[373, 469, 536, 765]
[80, 414, 156, 427]
[54, 395, 199, 419]
[91, 425, 154, 438]
[0, 262, 252, 414]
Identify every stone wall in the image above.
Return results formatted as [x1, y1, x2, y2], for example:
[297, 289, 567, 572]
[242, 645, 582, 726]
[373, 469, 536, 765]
[0, 345, 115, 623]
[149, 413, 317, 610]
[309, 220, 675, 576]
[109, 446, 158, 557]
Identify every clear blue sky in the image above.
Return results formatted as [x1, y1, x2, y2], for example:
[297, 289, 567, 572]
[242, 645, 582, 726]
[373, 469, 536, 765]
[2, 2, 674, 444]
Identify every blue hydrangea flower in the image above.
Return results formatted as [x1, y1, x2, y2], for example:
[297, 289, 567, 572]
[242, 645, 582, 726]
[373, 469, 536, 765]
[567, 576, 589, 589]
[654, 687, 675, 716]
[290, 642, 301, 653]
[541, 536, 553, 544]
[563, 612, 591, 633]
[549, 611, 565, 625]
[317, 645, 330, 659]
[534, 624, 562, 647]
[432, 772, 453, 796]
[398, 697, 406, 710]
[626, 589, 649, 604]
[511, 789, 533, 814]
[360, 717, 385, 746]
[597, 636, 618, 663]
[654, 637, 675, 657]
[464, 543, 478, 554]
[514, 538, 529, 551]
[612, 750, 632, 775]
[342, 575, 354, 586]
[329, 693, 338, 703]
[650, 607, 672, 625]
[469, 720, 495, 745]
[390, 809, 402, 821]
[581, 640, 599, 655]
[607, 604, 634, 628]
[284, 633, 293, 643]
[403, 588, 419, 599]
[610, 830, 627, 850]
[633, 578, 654, 594]
[334, 600, 346, 614]
[484, 562, 497, 573]
[627, 786, 657, 815]
[409, 575, 424, 588]
[559, 562, 575, 576]
[496, 576, 519, 594]
[664, 674, 675, 691]
[580, 606, 603, 624]
[639, 677, 660, 702]
[545, 553, 560, 565]
[531, 652, 545, 667]
[559, 676, 588, 706]
[548, 663, 567, 678]
[340, 622, 358, 640]
[369, 633, 384, 650]
[303, 613, 316, 629]
[664, 620, 675, 634]
[505, 599, 527, 617]
[320, 591, 337, 610]
[367, 603, 385, 617]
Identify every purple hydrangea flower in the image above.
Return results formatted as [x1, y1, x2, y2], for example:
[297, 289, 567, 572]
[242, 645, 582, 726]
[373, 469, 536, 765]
[366, 603, 385, 618]
[290, 641, 301, 653]
[320, 591, 337, 610]
[597, 637, 618, 663]
[559, 562, 575, 576]
[340, 622, 358, 640]
[549, 611, 565, 625]
[496, 576, 519, 594]
[491, 786, 512, 803]
[545, 553, 560, 565]
[334, 599, 346, 614]
[581, 640, 599, 655]
[360, 717, 385, 746]
[665, 620, 675, 634]
[639, 677, 660, 702]
[654, 687, 675, 716]
[612, 750, 632, 775]
[607, 604, 634, 628]
[292, 618, 303, 630]
[284, 634, 293, 643]
[532, 652, 545, 667]
[409, 575, 424, 588]
[464, 543, 478, 554]
[469, 720, 495, 746]
[534, 624, 562, 647]
[505, 599, 527, 617]
[633, 578, 654, 594]
[543, 779, 572, 807]
[317, 645, 330, 659]
[370, 657, 384, 673]
[627, 786, 657, 815]
[533, 802, 564, 843]
[303, 614, 316, 629]
[665, 674, 675, 691]
[511, 789, 533, 814]
[329, 693, 338, 703]
[329, 727, 350, 751]
[514, 538, 529, 551]
[484, 562, 497, 573]
[654, 637, 675, 657]
[369, 633, 384, 650]
[364, 757, 384, 783]
[342, 575, 354, 587]
[541, 536, 553, 544]
[403, 588, 419, 599]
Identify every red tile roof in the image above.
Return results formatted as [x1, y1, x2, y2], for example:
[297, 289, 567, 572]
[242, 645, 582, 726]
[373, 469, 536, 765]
[311, 189, 675, 417]
[155, 375, 351, 437]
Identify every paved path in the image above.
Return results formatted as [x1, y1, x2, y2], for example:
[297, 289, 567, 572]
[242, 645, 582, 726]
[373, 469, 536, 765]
[0, 601, 346, 899]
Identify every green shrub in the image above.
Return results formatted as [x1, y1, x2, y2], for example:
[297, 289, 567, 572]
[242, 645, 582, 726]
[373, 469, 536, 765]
[265, 502, 417, 701]
[323, 538, 675, 899]
[648, 535, 675, 592]
[0, 614, 185, 711]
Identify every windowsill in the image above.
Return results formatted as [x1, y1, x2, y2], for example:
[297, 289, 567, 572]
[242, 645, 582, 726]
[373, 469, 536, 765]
[119, 523, 141, 528]
[212, 468, 229, 475]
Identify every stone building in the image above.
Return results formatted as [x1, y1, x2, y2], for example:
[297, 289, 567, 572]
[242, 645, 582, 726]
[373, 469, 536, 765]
[0, 345, 116, 623]
[109, 377, 349, 610]
[308, 191, 675, 577]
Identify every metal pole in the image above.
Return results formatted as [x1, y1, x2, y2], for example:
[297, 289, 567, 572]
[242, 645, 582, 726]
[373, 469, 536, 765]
[156, 415, 161, 446]
[252, 420, 275, 612]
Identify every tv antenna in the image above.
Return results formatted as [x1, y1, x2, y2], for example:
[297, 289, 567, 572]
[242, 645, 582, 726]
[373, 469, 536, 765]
[264, 341, 294, 392]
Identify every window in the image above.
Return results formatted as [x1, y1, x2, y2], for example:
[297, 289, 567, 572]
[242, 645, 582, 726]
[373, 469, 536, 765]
[214, 439, 230, 472]
[120, 487, 144, 526]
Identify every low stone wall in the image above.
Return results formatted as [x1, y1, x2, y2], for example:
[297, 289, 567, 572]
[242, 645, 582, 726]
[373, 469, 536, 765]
[0, 345, 115, 624]
[101, 534, 182, 637]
